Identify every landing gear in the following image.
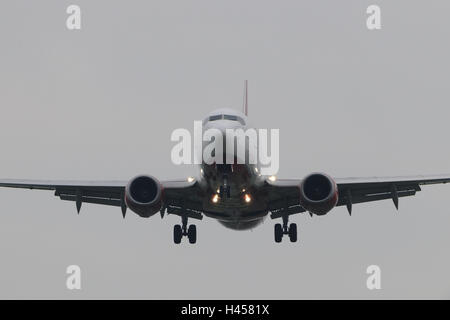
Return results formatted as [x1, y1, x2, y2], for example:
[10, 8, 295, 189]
[219, 174, 231, 198]
[274, 223, 283, 243]
[173, 213, 197, 244]
[274, 214, 297, 243]
[288, 223, 297, 242]
[188, 225, 197, 244]
[173, 224, 182, 244]
[219, 185, 231, 198]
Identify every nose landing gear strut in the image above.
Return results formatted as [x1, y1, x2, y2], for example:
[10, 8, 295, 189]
[219, 174, 231, 198]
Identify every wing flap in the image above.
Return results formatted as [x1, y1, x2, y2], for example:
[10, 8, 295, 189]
[59, 195, 122, 207]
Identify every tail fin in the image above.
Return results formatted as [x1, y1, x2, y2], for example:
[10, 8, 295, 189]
[243, 80, 248, 116]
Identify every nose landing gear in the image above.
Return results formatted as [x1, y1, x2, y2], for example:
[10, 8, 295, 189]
[219, 174, 231, 198]
[219, 185, 231, 198]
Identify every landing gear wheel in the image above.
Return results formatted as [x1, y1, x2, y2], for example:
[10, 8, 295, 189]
[173, 224, 182, 244]
[274, 223, 283, 243]
[289, 223, 297, 242]
[188, 224, 197, 244]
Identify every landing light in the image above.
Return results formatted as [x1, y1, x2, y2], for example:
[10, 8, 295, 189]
[268, 175, 277, 182]
[244, 194, 252, 203]
[187, 177, 195, 182]
[212, 194, 219, 204]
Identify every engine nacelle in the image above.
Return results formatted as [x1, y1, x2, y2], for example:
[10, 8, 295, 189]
[299, 173, 338, 215]
[125, 175, 163, 217]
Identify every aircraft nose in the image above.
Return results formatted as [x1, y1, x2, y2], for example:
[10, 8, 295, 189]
[203, 121, 244, 135]
[218, 121, 244, 133]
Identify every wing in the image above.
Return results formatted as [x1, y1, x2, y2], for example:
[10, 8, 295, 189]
[265, 174, 450, 218]
[159, 179, 204, 220]
[335, 174, 450, 214]
[0, 179, 127, 210]
[264, 179, 305, 219]
[0, 178, 204, 219]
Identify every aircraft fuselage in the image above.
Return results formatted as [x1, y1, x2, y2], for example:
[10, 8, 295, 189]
[197, 108, 267, 230]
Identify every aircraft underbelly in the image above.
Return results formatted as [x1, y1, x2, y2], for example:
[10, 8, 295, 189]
[202, 199, 268, 231]
[218, 217, 265, 230]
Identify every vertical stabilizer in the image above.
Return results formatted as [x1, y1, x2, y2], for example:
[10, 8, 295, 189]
[243, 80, 248, 116]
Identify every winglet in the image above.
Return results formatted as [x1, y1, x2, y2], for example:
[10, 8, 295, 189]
[243, 80, 248, 116]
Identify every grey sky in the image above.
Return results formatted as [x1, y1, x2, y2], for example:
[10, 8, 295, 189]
[0, 0, 450, 299]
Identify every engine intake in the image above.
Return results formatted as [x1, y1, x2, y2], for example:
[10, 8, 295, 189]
[299, 173, 338, 215]
[125, 175, 162, 217]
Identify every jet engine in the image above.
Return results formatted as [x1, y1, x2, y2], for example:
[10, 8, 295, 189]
[299, 173, 338, 215]
[125, 175, 163, 217]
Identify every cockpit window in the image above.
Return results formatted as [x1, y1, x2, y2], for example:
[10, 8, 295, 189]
[204, 114, 246, 125]
[224, 114, 246, 125]
[209, 115, 223, 121]
[223, 115, 237, 121]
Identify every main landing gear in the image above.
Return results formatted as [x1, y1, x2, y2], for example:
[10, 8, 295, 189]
[274, 214, 297, 243]
[173, 213, 197, 244]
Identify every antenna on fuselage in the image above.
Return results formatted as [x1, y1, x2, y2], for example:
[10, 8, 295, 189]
[243, 80, 248, 116]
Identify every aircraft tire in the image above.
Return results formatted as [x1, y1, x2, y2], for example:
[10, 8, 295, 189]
[274, 223, 283, 243]
[289, 223, 297, 242]
[188, 225, 197, 244]
[174, 225, 182, 244]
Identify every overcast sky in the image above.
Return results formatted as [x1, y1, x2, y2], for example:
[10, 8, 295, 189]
[0, 0, 450, 299]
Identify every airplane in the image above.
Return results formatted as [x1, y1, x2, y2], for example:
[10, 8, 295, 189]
[1, 80, 450, 244]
